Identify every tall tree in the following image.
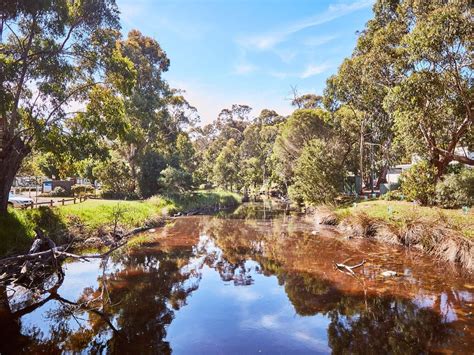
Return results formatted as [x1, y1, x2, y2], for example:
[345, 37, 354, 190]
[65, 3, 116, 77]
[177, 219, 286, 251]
[324, 0, 407, 187]
[383, 0, 473, 176]
[0, 0, 135, 213]
[213, 138, 240, 191]
[272, 109, 330, 189]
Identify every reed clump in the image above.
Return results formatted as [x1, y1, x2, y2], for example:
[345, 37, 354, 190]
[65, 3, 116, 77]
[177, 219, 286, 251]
[314, 206, 473, 271]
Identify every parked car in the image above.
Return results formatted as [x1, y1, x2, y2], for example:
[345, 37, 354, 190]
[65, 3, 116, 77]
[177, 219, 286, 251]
[8, 192, 33, 208]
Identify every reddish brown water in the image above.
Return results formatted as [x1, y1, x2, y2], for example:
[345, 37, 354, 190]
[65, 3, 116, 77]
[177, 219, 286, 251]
[1, 213, 473, 354]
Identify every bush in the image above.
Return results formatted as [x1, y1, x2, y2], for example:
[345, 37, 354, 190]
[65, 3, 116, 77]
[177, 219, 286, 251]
[159, 166, 193, 193]
[50, 186, 70, 197]
[94, 157, 136, 198]
[436, 168, 474, 208]
[399, 161, 437, 206]
[100, 190, 140, 200]
[290, 138, 344, 205]
[72, 184, 95, 197]
[382, 189, 404, 201]
[138, 150, 167, 198]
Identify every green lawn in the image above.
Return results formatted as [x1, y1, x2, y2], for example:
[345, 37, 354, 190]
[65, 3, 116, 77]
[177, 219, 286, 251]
[336, 199, 474, 238]
[0, 190, 241, 256]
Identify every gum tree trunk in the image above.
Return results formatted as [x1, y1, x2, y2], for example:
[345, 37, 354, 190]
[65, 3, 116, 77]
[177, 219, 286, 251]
[0, 134, 30, 214]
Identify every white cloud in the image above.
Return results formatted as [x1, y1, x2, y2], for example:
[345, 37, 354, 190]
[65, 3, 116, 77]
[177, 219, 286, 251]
[237, 0, 373, 51]
[269, 71, 290, 79]
[300, 63, 332, 78]
[117, 0, 212, 40]
[302, 34, 339, 47]
[260, 314, 281, 329]
[234, 63, 258, 75]
[293, 331, 330, 352]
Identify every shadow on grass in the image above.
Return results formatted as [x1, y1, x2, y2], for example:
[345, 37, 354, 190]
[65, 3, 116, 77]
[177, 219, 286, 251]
[0, 209, 34, 256]
[0, 207, 69, 257]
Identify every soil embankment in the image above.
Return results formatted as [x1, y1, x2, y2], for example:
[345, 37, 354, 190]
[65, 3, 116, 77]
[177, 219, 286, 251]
[312, 205, 474, 271]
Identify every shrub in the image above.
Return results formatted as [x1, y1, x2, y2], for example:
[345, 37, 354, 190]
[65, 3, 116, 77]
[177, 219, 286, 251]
[399, 161, 437, 206]
[382, 189, 404, 201]
[138, 150, 167, 198]
[436, 168, 474, 208]
[290, 138, 344, 205]
[94, 157, 135, 198]
[50, 186, 70, 197]
[72, 184, 95, 196]
[159, 166, 193, 193]
[100, 190, 140, 200]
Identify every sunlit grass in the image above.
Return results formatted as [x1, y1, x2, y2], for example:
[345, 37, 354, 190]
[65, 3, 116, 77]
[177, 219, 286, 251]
[0, 190, 241, 257]
[336, 200, 474, 238]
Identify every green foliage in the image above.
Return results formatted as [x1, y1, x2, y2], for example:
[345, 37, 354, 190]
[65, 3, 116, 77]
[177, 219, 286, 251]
[291, 93, 323, 109]
[435, 169, 474, 208]
[94, 156, 136, 199]
[72, 185, 95, 197]
[213, 139, 241, 191]
[137, 151, 167, 198]
[382, 189, 404, 201]
[50, 186, 71, 197]
[175, 133, 196, 174]
[291, 139, 344, 205]
[272, 109, 330, 186]
[381, 1, 473, 173]
[24, 207, 69, 244]
[0, 191, 242, 256]
[0, 210, 35, 256]
[0, 0, 136, 213]
[400, 161, 437, 206]
[159, 166, 193, 193]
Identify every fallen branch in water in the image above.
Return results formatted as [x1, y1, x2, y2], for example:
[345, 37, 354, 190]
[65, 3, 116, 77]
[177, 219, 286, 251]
[333, 259, 366, 277]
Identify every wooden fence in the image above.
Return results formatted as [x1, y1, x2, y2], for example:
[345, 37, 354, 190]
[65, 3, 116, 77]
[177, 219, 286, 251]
[24, 196, 88, 209]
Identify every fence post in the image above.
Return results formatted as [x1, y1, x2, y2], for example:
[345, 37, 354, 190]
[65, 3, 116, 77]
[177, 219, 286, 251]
[31, 202, 34, 209]
[50, 199, 54, 207]
[74, 198, 76, 204]
[62, 199, 65, 206]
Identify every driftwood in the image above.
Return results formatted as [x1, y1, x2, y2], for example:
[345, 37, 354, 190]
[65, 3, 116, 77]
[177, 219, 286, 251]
[0, 223, 156, 292]
[334, 259, 366, 277]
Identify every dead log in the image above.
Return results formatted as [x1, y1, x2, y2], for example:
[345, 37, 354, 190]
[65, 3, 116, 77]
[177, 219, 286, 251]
[334, 259, 366, 277]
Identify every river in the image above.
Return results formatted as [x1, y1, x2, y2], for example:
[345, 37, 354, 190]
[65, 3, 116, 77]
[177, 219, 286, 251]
[1, 206, 473, 354]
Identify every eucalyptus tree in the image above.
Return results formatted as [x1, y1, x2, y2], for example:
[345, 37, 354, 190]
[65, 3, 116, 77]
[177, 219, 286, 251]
[272, 109, 330, 190]
[0, 0, 135, 213]
[326, 0, 473, 182]
[213, 138, 240, 191]
[384, 0, 473, 176]
[240, 109, 283, 191]
[324, 0, 407, 186]
[291, 93, 323, 110]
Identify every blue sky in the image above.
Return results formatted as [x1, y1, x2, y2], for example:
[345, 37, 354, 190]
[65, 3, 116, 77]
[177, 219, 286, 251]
[117, 0, 375, 124]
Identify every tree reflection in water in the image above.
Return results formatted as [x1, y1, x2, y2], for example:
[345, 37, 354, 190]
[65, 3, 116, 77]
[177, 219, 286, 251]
[0, 216, 472, 354]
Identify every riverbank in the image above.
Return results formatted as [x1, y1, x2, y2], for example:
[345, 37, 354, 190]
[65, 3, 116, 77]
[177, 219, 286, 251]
[313, 200, 474, 271]
[0, 190, 241, 256]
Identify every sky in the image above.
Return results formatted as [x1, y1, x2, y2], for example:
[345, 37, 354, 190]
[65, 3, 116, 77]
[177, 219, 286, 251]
[116, 0, 375, 125]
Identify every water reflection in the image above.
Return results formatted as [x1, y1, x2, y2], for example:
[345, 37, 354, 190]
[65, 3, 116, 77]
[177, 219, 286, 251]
[1, 216, 472, 354]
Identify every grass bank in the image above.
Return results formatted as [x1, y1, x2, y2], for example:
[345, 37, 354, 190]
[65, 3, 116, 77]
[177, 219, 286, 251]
[0, 190, 241, 257]
[336, 200, 473, 238]
[313, 200, 474, 271]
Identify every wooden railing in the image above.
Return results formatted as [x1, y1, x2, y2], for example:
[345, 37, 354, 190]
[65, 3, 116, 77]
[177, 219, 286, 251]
[25, 196, 88, 209]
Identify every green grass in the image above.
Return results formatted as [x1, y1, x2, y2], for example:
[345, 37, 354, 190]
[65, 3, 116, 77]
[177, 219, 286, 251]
[335, 199, 474, 238]
[60, 199, 161, 230]
[0, 209, 36, 256]
[0, 190, 241, 257]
